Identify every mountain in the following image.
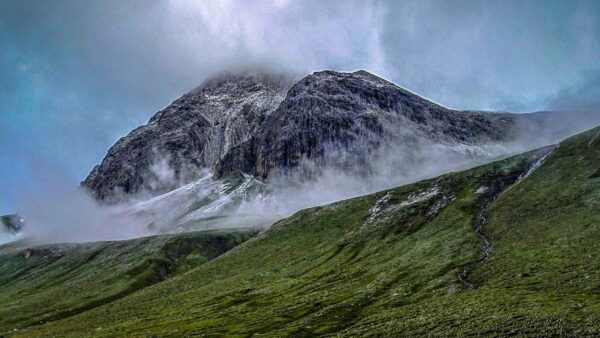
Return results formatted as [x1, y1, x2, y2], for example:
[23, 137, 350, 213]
[3, 126, 598, 336]
[82, 72, 291, 202]
[77, 70, 600, 234]
[0, 214, 23, 245]
[214, 70, 516, 179]
[82, 69, 575, 202]
[0, 214, 23, 234]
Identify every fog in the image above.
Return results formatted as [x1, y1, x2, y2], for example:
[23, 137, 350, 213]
[2, 1, 600, 215]
[7, 157, 153, 245]
[15, 188, 152, 244]
[12, 138, 496, 244]
[13, 113, 600, 246]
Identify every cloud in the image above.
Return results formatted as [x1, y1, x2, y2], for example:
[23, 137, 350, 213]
[380, 0, 600, 112]
[547, 70, 600, 111]
[0, 0, 599, 214]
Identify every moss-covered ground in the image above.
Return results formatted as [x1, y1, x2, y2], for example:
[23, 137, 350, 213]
[0, 229, 257, 334]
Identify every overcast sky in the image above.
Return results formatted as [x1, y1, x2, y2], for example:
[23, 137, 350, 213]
[1, 0, 600, 214]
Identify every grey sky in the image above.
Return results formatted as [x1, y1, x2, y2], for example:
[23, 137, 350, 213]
[1, 0, 599, 213]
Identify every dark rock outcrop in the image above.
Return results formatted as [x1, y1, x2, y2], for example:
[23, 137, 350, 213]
[1, 214, 23, 234]
[215, 70, 516, 178]
[82, 69, 597, 202]
[82, 72, 290, 201]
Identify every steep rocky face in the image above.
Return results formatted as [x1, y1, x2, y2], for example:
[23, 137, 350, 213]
[82, 72, 290, 201]
[216, 70, 516, 178]
[82, 69, 592, 203]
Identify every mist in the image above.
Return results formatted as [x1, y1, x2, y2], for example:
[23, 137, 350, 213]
[2, 0, 600, 217]
[7, 154, 153, 244]
[7, 108, 600, 245]
[17, 188, 151, 244]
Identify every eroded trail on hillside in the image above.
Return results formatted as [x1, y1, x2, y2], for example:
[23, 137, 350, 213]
[457, 197, 495, 290]
[457, 147, 554, 290]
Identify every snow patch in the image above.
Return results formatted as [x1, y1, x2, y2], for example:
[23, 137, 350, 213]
[588, 130, 600, 148]
[364, 192, 392, 226]
[397, 187, 439, 208]
[361, 186, 440, 228]
[475, 186, 488, 194]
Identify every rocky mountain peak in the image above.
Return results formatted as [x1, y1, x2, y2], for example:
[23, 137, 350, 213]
[193, 70, 292, 93]
[214, 70, 518, 179]
[82, 70, 291, 201]
[82, 69, 561, 202]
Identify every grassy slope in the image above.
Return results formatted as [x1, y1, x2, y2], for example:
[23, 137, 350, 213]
[0, 229, 257, 334]
[5, 126, 600, 337]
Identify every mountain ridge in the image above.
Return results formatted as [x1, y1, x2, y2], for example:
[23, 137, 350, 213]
[82, 71, 291, 201]
[81, 69, 529, 202]
[215, 69, 516, 179]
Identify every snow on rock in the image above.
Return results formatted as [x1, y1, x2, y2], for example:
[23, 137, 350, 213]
[363, 192, 392, 227]
[475, 186, 488, 194]
[362, 186, 441, 228]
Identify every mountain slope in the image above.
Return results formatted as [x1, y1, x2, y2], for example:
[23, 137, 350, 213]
[0, 228, 257, 333]
[10, 126, 599, 336]
[216, 70, 516, 179]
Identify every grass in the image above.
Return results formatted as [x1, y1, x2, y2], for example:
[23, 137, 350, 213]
[0, 228, 257, 334]
[1, 126, 599, 337]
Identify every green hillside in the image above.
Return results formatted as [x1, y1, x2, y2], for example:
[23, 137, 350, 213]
[0, 229, 257, 334]
[3, 126, 600, 337]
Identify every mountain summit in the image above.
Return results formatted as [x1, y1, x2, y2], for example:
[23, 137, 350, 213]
[82, 71, 291, 201]
[82, 70, 505, 201]
[215, 70, 516, 179]
[82, 70, 597, 204]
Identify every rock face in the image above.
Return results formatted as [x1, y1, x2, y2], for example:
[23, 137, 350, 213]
[82, 69, 592, 202]
[82, 72, 290, 201]
[215, 70, 516, 178]
[1, 214, 23, 234]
